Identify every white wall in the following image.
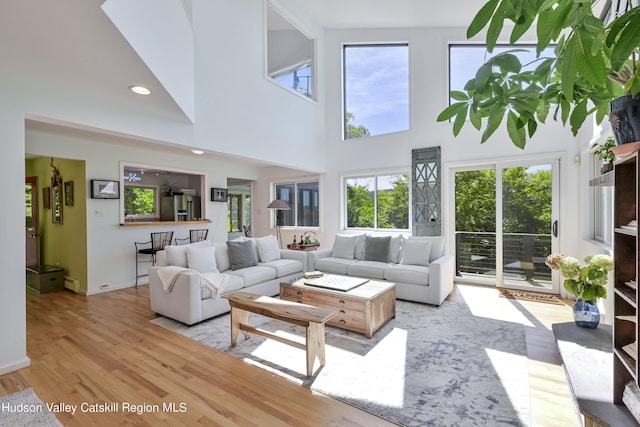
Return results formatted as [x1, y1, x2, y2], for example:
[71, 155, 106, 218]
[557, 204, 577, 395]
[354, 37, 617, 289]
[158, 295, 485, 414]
[191, 0, 326, 169]
[0, 112, 30, 375]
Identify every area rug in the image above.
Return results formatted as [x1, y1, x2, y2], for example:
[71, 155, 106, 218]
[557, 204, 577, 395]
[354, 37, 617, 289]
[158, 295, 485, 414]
[0, 388, 63, 427]
[151, 299, 530, 426]
[499, 288, 565, 305]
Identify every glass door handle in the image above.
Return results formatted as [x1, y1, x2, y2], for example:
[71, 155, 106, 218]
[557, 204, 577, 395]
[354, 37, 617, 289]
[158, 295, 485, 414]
[553, 220, 558, 237]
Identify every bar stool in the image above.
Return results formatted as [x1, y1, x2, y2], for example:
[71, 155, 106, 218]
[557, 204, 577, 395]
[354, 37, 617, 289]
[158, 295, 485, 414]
[190, 228, 208, 242]
[135, 231, 173, 286]
[175, 228, 208, 245]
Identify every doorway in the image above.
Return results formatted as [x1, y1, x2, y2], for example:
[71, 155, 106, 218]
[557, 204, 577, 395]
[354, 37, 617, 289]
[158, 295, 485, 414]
[452, 158, 560, 293]
[25, 176, 40, 268]
[227, 179, 252, 240]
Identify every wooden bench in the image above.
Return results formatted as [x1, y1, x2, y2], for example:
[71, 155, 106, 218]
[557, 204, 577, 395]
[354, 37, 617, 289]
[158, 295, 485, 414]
[222, 291, 337, 376]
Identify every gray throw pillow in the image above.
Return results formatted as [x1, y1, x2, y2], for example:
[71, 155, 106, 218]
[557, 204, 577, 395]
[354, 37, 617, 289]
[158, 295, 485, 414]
[226, 240, 258, 270]
[364, 235, 391, 263]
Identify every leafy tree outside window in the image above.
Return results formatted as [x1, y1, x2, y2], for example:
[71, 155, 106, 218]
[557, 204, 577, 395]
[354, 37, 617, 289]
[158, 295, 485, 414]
[124, 186, 157, 219]
[346, 174, 409, 230]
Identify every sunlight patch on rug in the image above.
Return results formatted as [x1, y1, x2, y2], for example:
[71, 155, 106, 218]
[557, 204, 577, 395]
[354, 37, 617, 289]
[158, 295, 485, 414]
[151, 299, 531, 426]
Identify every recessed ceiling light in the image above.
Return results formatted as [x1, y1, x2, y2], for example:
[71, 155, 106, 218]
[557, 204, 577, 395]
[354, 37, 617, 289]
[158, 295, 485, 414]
[129, 85, 151, 95]
[191, 149, 204, 155]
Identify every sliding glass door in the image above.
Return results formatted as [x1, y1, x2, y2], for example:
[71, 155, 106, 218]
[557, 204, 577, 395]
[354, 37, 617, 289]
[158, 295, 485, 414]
[454, 158, 559, 293]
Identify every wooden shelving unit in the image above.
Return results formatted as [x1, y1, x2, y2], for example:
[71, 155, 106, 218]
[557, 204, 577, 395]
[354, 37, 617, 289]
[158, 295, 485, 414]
[613, 151, 640, 404]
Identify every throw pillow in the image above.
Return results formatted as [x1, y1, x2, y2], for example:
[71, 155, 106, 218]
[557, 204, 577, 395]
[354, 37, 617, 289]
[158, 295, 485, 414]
[364, 235, 391, 263]
[400, 239, 432, 266]
[165, 245, 188, 267]
[408, 236, 444, 262]
[354, 233, 367, 260]
[232, 235, 260, 262]
[165, 241, 210, 267]
[226, 240, 258, 270]
[255, 235, 281, 262]
[186, 245, 218, 273]
[332, 234, 357, 259]
[389, 235, 403, 264]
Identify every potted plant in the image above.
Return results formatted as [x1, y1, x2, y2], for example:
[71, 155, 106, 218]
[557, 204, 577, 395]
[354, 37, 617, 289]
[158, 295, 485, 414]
[593, 137, 617, 173]
[545, 253, 613, 328]
[437, 1, 640, 149]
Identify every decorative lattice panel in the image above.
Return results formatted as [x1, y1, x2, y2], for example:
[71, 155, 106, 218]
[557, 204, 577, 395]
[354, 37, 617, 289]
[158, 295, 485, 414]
[412, 147, 441, 236]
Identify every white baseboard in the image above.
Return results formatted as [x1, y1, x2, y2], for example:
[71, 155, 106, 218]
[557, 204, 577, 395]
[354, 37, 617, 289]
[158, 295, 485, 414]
[0, 357, 31, 375]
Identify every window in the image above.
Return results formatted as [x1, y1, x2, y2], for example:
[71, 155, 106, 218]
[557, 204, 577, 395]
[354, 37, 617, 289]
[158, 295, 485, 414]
[591, 152, 613, 246]
[266, 1, 315, 100]
[343, 44, 409, 139]
[124, 185, 158, 220]
[345, 173, 409, 230]
[274, 180, 319, 228]
[448, 44, 556, 97]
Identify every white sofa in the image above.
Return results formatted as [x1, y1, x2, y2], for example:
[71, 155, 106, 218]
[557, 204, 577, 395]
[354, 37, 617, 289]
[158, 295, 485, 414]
[309, 234, 454, 306]
[148, 236, 306, 325]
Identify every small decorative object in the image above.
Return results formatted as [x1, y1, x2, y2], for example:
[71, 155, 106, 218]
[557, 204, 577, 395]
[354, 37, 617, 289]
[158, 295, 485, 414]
[64, 181, 74, 206]
[592, 137, 616, 174]
[91, 179, 120, 199]
[301, 230, 320, 245]
[545, 253, 614, 328]
[211, 188, 228, 202]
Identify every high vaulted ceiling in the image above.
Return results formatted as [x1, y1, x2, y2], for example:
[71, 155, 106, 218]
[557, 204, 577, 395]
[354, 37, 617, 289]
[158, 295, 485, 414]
[295, 0, 485, 29]
[1, 0, 485, 138]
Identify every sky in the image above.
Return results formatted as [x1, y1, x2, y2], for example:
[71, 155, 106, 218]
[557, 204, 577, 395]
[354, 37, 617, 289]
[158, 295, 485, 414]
[343, 44, 555, 139]
[344, 44, 409, 137]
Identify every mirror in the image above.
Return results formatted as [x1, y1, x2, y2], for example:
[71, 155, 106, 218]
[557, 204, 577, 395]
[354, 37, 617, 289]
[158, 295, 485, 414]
[52, 173, 63, 224]
[266, 1, 315, 100]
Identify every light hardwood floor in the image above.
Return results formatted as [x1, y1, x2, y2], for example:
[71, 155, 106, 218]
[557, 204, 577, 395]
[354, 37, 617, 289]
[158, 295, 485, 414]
[0, 283, 580, 426]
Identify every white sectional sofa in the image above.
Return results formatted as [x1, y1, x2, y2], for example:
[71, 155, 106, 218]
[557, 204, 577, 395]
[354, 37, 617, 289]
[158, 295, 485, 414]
[148, 236, 306, 325]
[309, 234, 454, 306]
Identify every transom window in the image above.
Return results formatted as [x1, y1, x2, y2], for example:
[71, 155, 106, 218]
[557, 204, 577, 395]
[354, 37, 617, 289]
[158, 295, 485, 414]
[274, 180, 319, 228]
[345, 173, 409, 230]
[343, 44, 409, 140]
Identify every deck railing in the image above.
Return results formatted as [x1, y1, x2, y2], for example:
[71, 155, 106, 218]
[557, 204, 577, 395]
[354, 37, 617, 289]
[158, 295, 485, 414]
[455, 231, 552, 280]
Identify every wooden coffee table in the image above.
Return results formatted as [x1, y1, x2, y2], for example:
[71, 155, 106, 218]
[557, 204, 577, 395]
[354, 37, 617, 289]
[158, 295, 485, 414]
[223, 291, 336, 376]
[280, 276, 396, 338]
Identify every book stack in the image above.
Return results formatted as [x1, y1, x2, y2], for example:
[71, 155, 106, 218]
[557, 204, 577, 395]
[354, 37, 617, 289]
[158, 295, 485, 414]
[304, 271, 324, 279]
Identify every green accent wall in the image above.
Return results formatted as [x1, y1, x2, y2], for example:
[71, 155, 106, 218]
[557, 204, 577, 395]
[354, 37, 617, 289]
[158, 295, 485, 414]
[25, 157, 87, 292]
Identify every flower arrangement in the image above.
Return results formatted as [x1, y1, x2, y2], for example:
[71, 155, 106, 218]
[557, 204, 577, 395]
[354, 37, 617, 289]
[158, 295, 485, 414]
[545, 253, 613, 303]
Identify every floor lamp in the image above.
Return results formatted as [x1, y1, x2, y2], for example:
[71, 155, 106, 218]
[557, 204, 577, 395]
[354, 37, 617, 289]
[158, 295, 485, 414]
[266, 199, 290, 248]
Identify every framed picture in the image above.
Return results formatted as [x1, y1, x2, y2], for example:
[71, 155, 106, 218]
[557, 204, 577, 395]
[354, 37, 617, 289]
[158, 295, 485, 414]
[91, 179, 120, 199]
[64, 181, 74, 206]
[43, 187, 51, 209]
[211, 187, 228, 202]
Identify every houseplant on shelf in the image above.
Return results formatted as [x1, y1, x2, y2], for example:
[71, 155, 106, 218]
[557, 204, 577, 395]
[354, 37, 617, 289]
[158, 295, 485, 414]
[545, 253, 613, 328]
[593, 137, 617, 173]
[437, 0, 640, 149]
